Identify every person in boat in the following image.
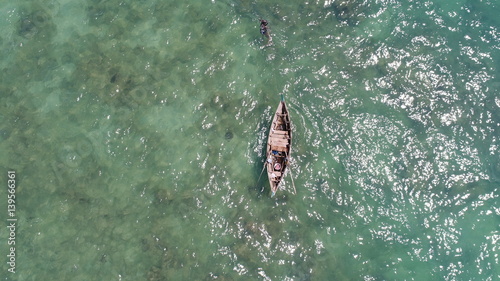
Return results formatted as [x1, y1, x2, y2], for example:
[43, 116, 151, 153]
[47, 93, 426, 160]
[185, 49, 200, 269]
[260, 19, 272, 44]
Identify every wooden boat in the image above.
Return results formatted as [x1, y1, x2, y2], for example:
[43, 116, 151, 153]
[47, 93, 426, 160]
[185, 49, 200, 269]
[266, 95, 292, 197]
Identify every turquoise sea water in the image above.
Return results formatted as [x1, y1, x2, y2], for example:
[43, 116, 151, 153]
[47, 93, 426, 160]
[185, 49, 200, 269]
[1, 0, 499, 280]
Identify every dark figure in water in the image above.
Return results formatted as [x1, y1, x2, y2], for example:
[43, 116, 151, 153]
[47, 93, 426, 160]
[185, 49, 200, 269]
[260, 19, 272, 45]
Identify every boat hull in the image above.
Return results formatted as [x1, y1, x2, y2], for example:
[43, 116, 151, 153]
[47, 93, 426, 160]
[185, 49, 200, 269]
[266, 100, 292, 196]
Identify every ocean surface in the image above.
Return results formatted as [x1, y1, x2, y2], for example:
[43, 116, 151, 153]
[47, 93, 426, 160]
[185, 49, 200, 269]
[1, 0, 499, 280]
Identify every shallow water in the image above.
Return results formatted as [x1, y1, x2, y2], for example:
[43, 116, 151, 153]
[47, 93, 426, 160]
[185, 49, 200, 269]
[1, 0, 499, 280]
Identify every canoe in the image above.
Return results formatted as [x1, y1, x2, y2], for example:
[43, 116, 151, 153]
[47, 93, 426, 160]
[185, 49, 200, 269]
[266, 96, 292, 197]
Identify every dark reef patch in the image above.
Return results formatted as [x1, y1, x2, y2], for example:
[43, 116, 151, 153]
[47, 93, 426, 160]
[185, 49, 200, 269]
[17, 7, 56, 39]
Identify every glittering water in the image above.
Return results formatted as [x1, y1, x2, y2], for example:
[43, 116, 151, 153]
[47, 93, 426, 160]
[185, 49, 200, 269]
[1, 0, 499, 280]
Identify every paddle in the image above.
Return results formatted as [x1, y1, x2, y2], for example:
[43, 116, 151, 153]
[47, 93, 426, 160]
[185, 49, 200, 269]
[257, 157, 271, 192]
[257, 160, 267, 182]
[285, 150, 297, 195]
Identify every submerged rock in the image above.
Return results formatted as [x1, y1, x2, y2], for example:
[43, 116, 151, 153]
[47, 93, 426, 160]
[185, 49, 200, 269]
[18, 18, 36, 38]
[331, 0, 363, 26]
[17, 8, 55, 39]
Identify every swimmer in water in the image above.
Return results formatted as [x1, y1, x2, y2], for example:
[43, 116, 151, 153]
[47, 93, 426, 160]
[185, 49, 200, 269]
[260, 19, 272, 45]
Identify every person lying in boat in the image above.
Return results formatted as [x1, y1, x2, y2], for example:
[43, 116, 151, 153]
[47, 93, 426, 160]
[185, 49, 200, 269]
[260, 19, 272, 45]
